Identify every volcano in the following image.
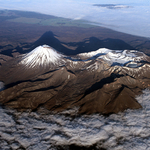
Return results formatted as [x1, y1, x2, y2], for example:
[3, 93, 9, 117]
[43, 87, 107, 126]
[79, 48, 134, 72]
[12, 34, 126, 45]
[0, 45, 150, 114]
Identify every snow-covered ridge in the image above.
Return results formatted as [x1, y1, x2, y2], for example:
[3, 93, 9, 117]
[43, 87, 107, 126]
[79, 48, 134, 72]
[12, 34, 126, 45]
[20, 45, 64, 68]
[20, 45, 147, 69]
[79, 48, 146, 67]
[78, 48, 111, 58]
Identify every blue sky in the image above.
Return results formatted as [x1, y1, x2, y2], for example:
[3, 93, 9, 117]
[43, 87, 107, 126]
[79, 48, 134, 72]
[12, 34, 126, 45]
[0, 0, 150, 37]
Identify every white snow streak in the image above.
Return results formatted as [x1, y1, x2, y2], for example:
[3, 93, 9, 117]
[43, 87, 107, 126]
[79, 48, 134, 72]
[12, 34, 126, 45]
[1, 89, 150, 149]
[0, 81, 4, 91]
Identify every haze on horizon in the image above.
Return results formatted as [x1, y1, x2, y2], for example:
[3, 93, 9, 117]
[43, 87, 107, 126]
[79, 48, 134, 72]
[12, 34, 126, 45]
[0, 0, 150, 37]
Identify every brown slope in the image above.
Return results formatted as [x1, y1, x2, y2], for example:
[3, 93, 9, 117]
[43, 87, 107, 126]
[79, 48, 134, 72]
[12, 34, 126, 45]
[0, 55, 150, 115]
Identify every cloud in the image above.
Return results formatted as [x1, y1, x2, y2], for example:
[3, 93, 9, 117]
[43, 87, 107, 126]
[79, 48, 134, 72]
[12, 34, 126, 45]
[0, 89, 150, 149]
[93, 4, 131, 9]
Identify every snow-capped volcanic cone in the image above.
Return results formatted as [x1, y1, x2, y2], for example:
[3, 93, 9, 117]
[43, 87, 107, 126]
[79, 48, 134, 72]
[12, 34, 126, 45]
[0, 45, 150, 114]
[20, 45, 64, 68]
[0, 45, 66, 85]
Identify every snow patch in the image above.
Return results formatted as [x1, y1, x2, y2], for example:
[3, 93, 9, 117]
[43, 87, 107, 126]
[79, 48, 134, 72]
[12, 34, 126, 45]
[68, 75, 70, 79]
[0, 81, 4, 91]
[20, 45, 64, 68]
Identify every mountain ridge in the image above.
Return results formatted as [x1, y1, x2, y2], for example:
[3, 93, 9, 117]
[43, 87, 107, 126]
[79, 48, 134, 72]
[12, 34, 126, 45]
[0, 45, 150, 114]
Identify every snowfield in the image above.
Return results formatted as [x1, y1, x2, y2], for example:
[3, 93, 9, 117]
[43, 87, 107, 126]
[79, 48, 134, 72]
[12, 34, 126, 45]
[0, 89, 150, 150]
[79, 48, 146, 67]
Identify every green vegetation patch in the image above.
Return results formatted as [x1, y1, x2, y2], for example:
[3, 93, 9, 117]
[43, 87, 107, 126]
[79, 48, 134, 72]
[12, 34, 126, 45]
[2, 9, 95, 28]
[8, 17, 41, 24]
[7, 16, 94, 28]
[40, 18, 94, 27]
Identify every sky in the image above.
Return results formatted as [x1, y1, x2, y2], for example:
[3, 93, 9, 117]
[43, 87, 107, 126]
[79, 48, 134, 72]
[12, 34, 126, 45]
[0, 0, 150, 37]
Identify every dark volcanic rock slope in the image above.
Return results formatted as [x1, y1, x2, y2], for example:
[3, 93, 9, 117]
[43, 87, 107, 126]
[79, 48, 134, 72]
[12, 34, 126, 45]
[0, 31, 135, 57]
[0, 45, 150, 114]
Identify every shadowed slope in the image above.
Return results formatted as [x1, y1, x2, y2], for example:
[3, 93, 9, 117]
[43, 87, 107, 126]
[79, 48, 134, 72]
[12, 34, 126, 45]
[0, 31, 135, 57]
[31, 31, 134, 55]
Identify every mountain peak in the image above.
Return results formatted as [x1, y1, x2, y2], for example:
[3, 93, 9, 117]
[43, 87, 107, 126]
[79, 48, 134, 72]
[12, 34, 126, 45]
[20, 45, 64, 68]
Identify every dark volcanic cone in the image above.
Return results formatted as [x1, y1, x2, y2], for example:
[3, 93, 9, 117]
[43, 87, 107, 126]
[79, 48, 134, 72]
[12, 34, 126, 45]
[29, 31, 71, 55]
[66, 37, 134, 55]
[0, 45, 150, 114]
[0, 30, 135, 57]
[26, 31, 134, 56]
